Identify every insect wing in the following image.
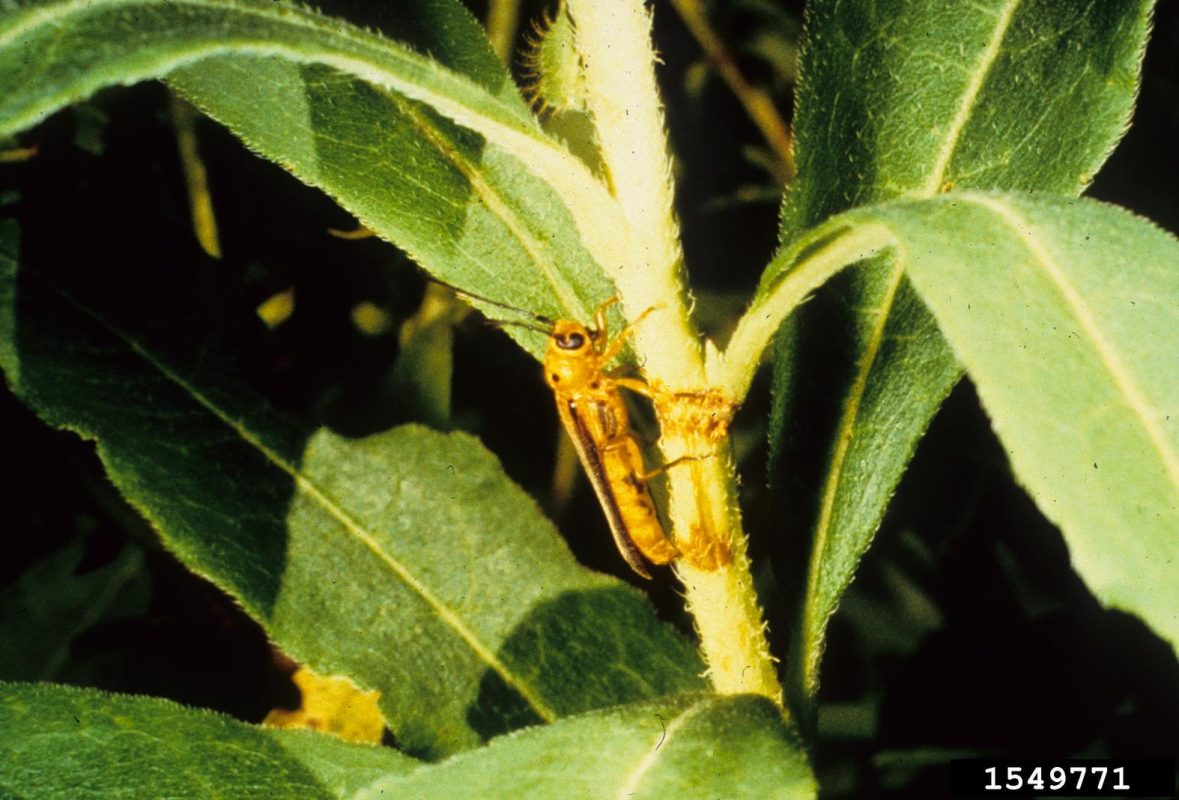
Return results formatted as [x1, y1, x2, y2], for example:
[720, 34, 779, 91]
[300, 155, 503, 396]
[559, 396, 653, 578]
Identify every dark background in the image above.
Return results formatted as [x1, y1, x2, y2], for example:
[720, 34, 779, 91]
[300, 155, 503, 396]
[2, 1, 1176, 796]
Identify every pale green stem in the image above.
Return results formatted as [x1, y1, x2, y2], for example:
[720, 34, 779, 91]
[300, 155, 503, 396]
[568, 0, 782, 708]
[673, 448, 781, 703]
[710, 223, 894, 400]
[565, 0, 702, 389]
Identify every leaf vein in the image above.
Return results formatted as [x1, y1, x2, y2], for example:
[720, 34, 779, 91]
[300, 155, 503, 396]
[922, 0, 1022, 192]
[38, 273, 561, 727]
[387, 94, 587, 318]
[960, 191, 1179, 491]
[613, 696, 720, 798]
[2, 0, 629, 303]
[800, 263, 905, 693]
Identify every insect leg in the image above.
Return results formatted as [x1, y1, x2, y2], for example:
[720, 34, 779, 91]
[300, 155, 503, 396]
[591, 295, 620, 336]
[631, 454, 706, 483]
[613, 376, 655, 399]
[598, 306, 657, 363]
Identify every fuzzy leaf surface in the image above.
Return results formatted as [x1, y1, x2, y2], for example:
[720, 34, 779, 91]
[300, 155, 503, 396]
[767, 0, 1153, 705]
[0, 0, 623, 357]
[0, 222, 706, 758]
[860, 192, 1179, 654]
[770, 193, 1179, 654]
[357, 694, 816, 800]
[0, 681, 418, 799]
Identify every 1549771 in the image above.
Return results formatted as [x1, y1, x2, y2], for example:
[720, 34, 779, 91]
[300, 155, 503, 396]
[950, 758, 1175, 797]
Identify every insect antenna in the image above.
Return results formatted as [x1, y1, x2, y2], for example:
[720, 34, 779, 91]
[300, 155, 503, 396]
[486, 318, 552, 336]
[427, 278, 555, 327]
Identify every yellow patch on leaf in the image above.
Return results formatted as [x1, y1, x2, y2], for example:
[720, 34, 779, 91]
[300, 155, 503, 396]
[264, 667, 384, 744]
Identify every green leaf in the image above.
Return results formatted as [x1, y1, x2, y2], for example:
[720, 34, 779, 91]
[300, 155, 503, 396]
[166, 56, 616, 359]
[0, 222, 706, 758]
[357, 694, 816, 800]
[274, 728, 418, 798]
[0, 681, 418, 799]
[0, 540, 147, 682]
[848, 192, 1179, 654]
[0, 0, 530, 137]
[0, 0, 626, 356]
[779, 0, 1151, 238]
[768, 0, 1153, 709]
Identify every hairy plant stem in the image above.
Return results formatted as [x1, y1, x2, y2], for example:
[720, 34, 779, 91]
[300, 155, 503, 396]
[567, 0, 783, 709]
[564, 0, 701, 387]
[667, 430, 782, 705]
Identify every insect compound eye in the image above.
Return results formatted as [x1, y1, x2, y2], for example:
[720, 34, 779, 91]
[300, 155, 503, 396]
[555, 332, 586, 351]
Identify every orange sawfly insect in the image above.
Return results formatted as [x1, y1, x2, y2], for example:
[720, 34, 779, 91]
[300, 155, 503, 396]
[447, 286, 678, 578]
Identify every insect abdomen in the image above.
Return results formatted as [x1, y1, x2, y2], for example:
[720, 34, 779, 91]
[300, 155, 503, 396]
[601, 438, 677, 566]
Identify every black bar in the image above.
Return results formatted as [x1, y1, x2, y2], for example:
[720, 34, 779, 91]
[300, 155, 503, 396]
[950, 759, 1175, 797]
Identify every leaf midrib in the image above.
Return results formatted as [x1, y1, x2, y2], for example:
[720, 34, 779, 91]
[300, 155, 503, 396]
[800, 0, 1023, 693]
[920, 0, 1021, 194]
[35, 271, 559, 726]
[0, 0, 517, 119]
[1, 0, 631, 304]
[799, 265, 906, 692]
[959, 192, 1179, 489]
[612, 696, 720, 798]
[387, 94, 588, 320]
